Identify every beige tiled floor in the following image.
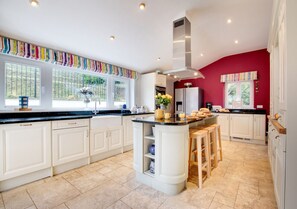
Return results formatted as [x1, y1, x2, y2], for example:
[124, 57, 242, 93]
[0, 141, 277, 209]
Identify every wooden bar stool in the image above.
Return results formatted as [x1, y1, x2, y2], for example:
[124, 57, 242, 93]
[188, 129, 210, 188]
[200, 126, 218, 170]
[211, 124, 223, 162]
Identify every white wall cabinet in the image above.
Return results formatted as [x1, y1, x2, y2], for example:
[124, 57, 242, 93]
[0, 122, 51, 181]
[52, 126, 89, 166]
[230, 114, 254, 139]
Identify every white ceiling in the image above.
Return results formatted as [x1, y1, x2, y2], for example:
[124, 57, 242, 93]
[0, 0, 272, 73]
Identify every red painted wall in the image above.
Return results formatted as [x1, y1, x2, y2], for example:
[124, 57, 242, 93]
[174, 49, 270, 113]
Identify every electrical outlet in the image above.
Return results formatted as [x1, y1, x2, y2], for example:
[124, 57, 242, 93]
[257, 105, 263, 108]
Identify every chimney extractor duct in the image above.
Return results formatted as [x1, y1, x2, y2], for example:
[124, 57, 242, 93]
[163, 17, 205, 79]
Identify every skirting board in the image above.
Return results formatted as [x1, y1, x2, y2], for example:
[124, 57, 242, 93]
[90, 148, 123, 163]
[0, 168, 51, 192]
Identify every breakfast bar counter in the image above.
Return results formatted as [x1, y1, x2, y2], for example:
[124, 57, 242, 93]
[132, 115, 217, 195]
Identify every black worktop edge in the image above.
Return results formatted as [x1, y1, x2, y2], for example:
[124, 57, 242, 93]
[132, 116, 217, 126]
[0, 110, 154, 124]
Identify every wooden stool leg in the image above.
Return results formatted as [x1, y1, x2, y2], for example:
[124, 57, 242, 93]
[212, 131, 218, 168]
[197, 136, 203, 189]
[204, 135, 210, 178]
[188, 137, 193, 178]
[218, 126, 223, 161]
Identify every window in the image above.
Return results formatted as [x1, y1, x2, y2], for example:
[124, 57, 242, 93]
[225, 81, 254, 109]
[4, 62, 40, 106]
[113, 79, 128, 108]
[52, 68, 107, 108]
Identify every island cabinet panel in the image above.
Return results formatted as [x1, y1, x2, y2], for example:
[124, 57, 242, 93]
[230, 114, 254, 139]
[155, 125, 189, 184]
[133, 122, 143, 173]
[0, 122, 51, 181]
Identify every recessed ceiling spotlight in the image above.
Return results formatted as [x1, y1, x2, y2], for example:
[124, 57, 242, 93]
[157, 57, 161, 61]
[227, 19, 232, 24]
[139, 3, 145, 10]
[110, 36, 115, 40]
[174, 75, 178, 79]
[200, 53, 204, 57]
[234, 40, 239, 44]
[29, 0, 39, 7]
[167, 74, 171, 76]
[194, 72, 198, 76]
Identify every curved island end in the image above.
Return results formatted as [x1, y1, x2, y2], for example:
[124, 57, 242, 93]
[132, 115, 217, 195]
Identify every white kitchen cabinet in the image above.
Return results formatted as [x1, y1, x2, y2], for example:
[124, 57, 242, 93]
[215, 113, 230, 140]
[90, 116, 122, 157]
[155, 74, 167, 87]
[52, 126, 89, 166]
[230, 114, 254, 139]
[253, 115, 266, 141]
[108, 127, 123, 150]
[0, 122, 51, 181]
[123, 116, 134, 146]
[90, 128, 108, 155]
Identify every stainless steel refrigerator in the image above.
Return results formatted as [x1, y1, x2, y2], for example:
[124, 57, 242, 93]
[175, 87, 203, 115]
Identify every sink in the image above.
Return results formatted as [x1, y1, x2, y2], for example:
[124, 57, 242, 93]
[90, 115, 122, 129]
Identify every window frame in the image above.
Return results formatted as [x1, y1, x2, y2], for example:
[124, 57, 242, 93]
[224, 80, 254, 109]
[0, 54, 132, 110]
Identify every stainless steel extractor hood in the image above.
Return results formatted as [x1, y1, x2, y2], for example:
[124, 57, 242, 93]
[162, 17, 205, 79]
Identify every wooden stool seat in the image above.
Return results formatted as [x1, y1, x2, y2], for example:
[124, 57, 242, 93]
[188, 129, 210, 188]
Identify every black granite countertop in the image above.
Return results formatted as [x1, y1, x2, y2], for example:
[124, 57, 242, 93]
[132, 115, 217, 126]
[212, 109, 266, 114]
[0, 110, 154, 124]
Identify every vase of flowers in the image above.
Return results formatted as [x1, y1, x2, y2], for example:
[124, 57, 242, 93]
[79, 87, 93, 107]
[155, 93, 172, 119]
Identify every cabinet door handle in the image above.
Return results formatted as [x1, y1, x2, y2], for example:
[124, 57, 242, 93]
[272, 129, 275, 132]
[20, 123, 32, 126]
[275, 136, 280, 140]
[68, 122, 77, 125]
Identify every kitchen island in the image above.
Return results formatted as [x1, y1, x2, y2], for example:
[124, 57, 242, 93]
[132, 115, 217, 195]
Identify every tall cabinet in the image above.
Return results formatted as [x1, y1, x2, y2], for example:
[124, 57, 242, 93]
[267, 0, 297, 208]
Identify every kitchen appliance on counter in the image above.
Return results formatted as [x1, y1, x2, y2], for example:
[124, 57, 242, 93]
[206, 102, 213, 110]
[175, 87, 203, 115]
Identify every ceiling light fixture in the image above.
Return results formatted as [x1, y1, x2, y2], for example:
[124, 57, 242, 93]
[167, 74, 171, 76]
[139, 3, 145, 10]
[194, 72, 198, 76]
[200, 53, 204, 57]
[157, 57, 161, 61]
[29, 0, 39, 7]
[234, 40, 239, 44]
[227, 19, 232, 24]
[174, 75, 178, 79]
[110, 36, 115, 40]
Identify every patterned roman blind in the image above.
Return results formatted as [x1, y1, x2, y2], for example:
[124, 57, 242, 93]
[0, 36, 138, 79]
[220, 71, 257, 82]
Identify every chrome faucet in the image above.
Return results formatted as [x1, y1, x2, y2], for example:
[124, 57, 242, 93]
[93, 98, 101, 115]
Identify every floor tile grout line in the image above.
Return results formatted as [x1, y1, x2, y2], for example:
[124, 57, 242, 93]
[25, 189, 38, 209]
[0, 193, 6, 209]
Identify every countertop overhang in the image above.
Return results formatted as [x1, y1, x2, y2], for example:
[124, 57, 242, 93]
[212, 109, 266, 114]
[132, 115, 217, 125]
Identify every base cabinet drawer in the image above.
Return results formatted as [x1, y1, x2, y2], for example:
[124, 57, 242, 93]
[52, 127, 89, 166]
[0, 122, 51, 181]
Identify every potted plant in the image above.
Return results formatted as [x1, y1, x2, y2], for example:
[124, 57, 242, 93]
[155, 93, 172, 119]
